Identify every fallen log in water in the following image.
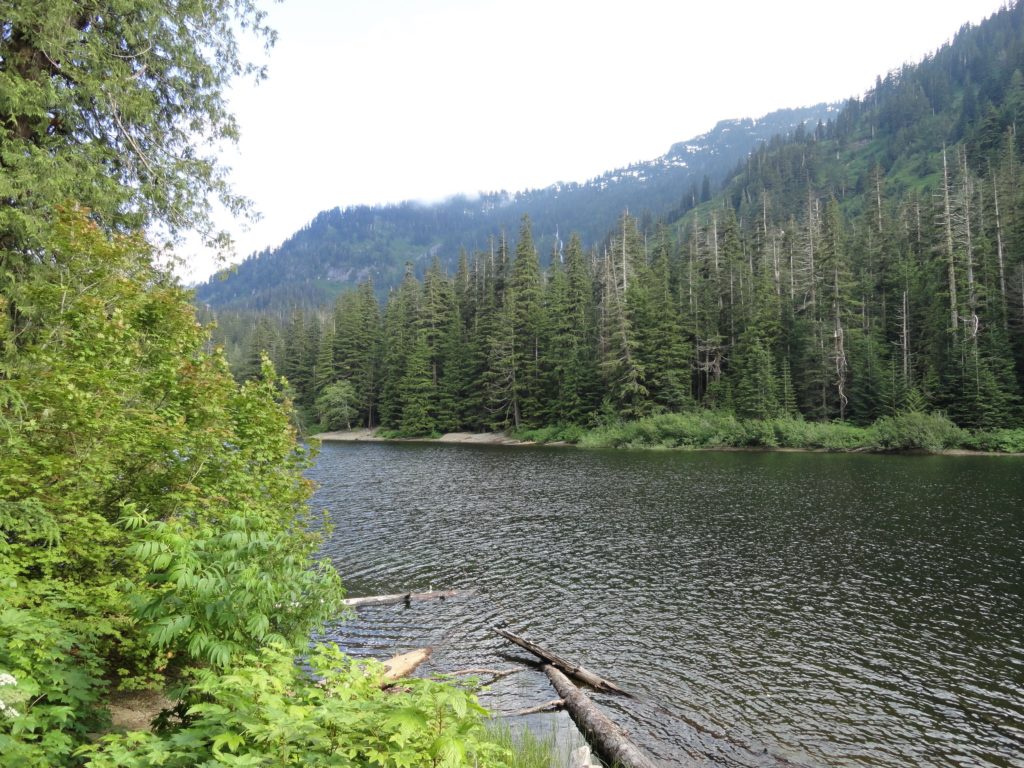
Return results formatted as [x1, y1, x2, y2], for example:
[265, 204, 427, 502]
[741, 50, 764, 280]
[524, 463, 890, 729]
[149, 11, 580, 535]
[545, 665, 659, 768]
[382, 647, 432, 681]
[508, 698, 565, 716]
[343, 589, 459, 608]
[493, 627, 631, 696]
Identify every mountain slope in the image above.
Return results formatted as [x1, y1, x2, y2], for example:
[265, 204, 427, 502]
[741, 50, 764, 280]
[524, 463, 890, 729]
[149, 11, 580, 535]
[212, 2, 1024, 434]
[658, 0, 1024, 425]
[195, 104, 837, 312]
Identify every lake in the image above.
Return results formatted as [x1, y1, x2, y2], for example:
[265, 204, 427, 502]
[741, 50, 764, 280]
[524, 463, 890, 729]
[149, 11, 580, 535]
[308, 442, 1024, 767]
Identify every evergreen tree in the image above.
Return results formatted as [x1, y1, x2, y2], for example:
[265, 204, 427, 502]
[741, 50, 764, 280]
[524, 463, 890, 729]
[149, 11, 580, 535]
[397, 330, 438, 436]
[418, 259, 458, 431]
[238, 317, 282, 382]
[731, 335, 781, 419]
[543, 234, 599, 424]
[509, 216, 546, 426]
[633, 226, 691, 410]
[1, 0, 269, 273]
[334, 281, 382, 427]
[313, 324, 336, 398]
[598, 245, 647, 418]
[481, 296, 520, 429]
[378, 267, 419, 428]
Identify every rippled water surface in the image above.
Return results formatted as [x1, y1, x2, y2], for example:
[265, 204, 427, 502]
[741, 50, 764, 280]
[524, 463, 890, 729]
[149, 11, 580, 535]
[309, 443, 1024, 767]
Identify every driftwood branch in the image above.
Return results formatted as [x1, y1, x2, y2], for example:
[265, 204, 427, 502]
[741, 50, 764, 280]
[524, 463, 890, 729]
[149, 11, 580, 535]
[493, 627, 631, 696]
[545, 665, 659, 768]
[343, 589, 459, 608]
[508, 698, 565, 716]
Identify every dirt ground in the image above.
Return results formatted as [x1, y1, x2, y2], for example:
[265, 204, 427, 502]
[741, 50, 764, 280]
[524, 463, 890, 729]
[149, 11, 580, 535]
[106, 688, 175, 732]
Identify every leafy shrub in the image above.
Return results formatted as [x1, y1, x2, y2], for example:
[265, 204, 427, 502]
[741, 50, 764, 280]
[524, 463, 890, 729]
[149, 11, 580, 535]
[315, 380, 358, 431]
[82, 644, 512, 767]
[579, 413, 900, 452]
[869, 411, 967, 452]
[0, 607, 108, 767]
[122, 504, 345, 669]
[1, 212, 346, 764]
[511, 424, 587, 444]
[581, 411, 774, 449]
[771, 417, 871, 450]
[965, 428, 1024, 453]
[739, 418, 779, 448]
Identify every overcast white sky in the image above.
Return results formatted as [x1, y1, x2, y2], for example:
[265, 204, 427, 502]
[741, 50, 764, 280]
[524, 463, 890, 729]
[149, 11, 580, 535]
[181, 0, 1006, 282]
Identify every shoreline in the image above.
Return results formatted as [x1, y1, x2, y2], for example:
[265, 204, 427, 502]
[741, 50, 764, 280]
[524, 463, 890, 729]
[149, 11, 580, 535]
[310, 429, 1021, 457]
[313, 428, 541, 446]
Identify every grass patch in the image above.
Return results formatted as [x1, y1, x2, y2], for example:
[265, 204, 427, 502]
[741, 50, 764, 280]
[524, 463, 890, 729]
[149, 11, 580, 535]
[771, 417, 871, 450]
[486, 722, 559, 768]
[962, 427, 1024, 453]
[569, 410, 1007, 454]
[511, 424, 588, 444]
[577, 411, 874, 451]
[376, 411, 1021, 455]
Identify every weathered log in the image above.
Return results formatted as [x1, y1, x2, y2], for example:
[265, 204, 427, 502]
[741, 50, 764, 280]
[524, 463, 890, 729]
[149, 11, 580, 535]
[343, 589, 459, 608]
[382, 647, 432, 681]
[493, 627, 631, 696]
[545, 665, 659, 768]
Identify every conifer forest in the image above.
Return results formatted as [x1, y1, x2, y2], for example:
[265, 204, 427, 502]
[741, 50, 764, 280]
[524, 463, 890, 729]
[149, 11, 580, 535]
[216, 2, 1024, 440]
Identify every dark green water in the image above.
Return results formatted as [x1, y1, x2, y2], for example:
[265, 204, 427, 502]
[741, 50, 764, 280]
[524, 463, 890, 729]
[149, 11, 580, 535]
[309, 443, 1024, 767]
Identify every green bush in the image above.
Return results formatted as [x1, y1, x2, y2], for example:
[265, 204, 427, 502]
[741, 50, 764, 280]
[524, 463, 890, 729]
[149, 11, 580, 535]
[771, 417, 871, 450]
[82, 644, 512, 767]
[1, 212, 347, 764]
[869, 412, 967, 452]
[739, 418, 780, 448]
[122, 504, 345, 669]
[579, 411, 751, 449]
[965, 428, 1024, 453]
[0, 608, 109, 767]
[511, 424, 587, 444]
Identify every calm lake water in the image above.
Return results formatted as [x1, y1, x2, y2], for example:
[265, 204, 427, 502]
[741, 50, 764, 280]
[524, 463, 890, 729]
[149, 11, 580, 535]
[309, 443, 1024, 768]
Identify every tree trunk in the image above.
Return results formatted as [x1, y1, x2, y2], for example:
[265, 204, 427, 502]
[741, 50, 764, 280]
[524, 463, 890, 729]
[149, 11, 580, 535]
[992, 170, 1008, 328]
[942, 146, 959, 331]
[544, 666, 659, 768]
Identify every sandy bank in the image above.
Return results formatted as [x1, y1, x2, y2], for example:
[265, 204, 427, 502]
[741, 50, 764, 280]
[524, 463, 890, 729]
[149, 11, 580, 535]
[312, 428, 537, 446]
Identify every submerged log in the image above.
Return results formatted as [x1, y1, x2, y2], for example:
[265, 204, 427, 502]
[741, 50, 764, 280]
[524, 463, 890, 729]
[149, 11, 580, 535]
[493, 627, 631, 696]
[382, 647, 432, 681]
[343, 589, 459, 608]
[509, 698, 565, 716]
[545, 665, 659, 768]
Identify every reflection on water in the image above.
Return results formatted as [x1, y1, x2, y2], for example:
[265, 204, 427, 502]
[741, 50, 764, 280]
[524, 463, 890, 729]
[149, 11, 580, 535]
[309, 443, 1024, 767]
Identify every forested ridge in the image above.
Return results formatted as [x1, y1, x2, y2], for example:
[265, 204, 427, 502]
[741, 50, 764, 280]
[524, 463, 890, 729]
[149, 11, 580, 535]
[195, 104, 836, 312]
[227, 2, 1024, 445]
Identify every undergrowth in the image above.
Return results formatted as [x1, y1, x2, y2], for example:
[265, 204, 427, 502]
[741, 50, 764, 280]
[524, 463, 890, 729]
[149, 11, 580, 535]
[518, 411, 1021, 454]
